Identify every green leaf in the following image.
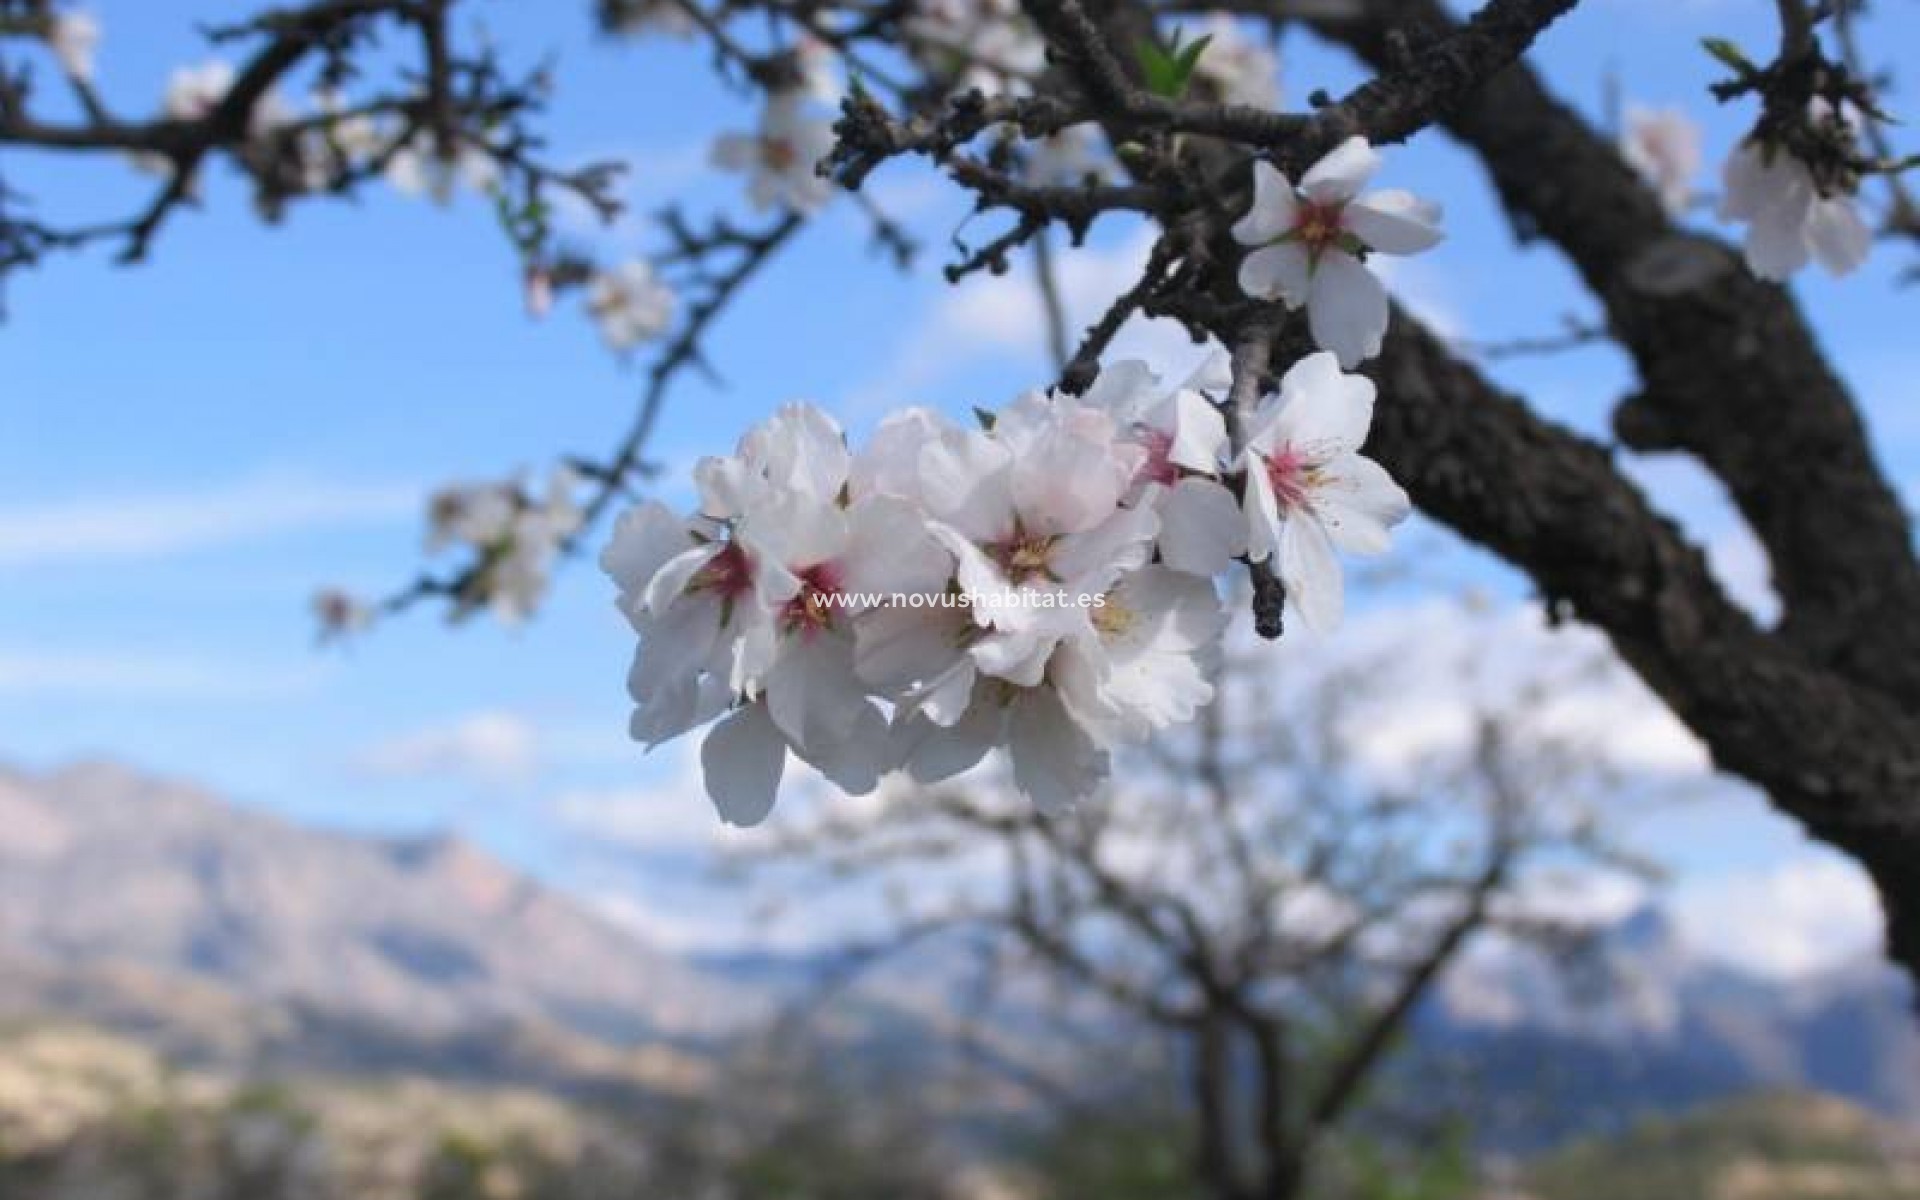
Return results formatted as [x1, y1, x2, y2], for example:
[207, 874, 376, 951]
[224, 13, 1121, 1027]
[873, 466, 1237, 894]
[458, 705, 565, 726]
[1173, 34, 1214, 87]
[1135, 28, 1211, 99]
[1134, 37, 1177, 97]
[1700, 36, 1754, 75]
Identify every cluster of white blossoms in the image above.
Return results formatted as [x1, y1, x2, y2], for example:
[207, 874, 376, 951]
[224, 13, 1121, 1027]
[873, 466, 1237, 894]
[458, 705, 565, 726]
[1718, 99, 1871, 282]
[426, 469, 583, 624]
[601, 351, 1409, 823]
[1233, 137, 1446, 369]
[1610, 97, 1872, 282]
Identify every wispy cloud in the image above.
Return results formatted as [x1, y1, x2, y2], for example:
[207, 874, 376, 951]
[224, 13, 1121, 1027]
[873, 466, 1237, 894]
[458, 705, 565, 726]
[1671, 856, 1885, 981]
[846, 228, 1219, 415]
[0, 648, 330, 701]
[351, 711, 542, 787]
[0, 471, 419, 569]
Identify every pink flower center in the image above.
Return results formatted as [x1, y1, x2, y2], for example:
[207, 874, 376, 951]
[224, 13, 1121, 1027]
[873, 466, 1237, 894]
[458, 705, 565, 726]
[1135, 426, 1179, 486]
[780, 561, 844, 639]
[689, 541, 755, 602]
[1293, 200, 1347, 258]
[761, 135, 798, 170]
[1262, 444, 1315, 511]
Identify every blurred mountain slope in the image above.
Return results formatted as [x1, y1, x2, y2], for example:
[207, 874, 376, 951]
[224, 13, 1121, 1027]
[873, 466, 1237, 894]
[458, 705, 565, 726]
[0, 759, 749, 1099]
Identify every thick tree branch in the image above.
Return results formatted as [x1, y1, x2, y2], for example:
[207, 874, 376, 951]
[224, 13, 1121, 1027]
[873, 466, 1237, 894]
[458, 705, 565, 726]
[1311, 0, 1920, 712]
[1355, 310, 1920, 981]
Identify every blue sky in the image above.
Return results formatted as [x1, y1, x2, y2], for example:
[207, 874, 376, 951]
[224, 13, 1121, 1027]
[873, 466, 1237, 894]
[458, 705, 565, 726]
[2, 0, 1915, 968]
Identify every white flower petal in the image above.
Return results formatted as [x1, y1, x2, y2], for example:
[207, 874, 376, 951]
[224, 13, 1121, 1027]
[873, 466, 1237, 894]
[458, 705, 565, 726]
[1807, 195, 1871, 277]
[1231, 159, 1298, 245]
[1237, 242, 1312, 306]
[1154, 478, 1245, 576]
[701, 703, 786, 826]
[1181, 349, 1233, 394]
[1306, 251, 1390, 368]
[1312, 453, 1409, 555]
[642, 543, 724, 614]
[764, 633, 871, 752]
[1081, 359, 1164, 423]
[854, 603, 969, 692]
[1163, 389, 1230, 472]
[1343, 189, 1445, 255]
[1273, 350, 1375, 458]
[841, 496, 953, 600]
[1279, 511, 1344, 632]
[1744, 200, 1814, 280]
[895, 698, 1001, 783]
[919, 428, 1015, 541]
[971, 627, 1057, 687]
[1007, 688, 1107, 811]
[1717, 142, 1773, 222]
[600, 502, 693, 596]
[1050, 502, 1159, 589]
[1298, 136, 1379, 205]
[795, 701, 890, 795]
[1240, 460, 1284, 565]
[916, 654, 980, 726]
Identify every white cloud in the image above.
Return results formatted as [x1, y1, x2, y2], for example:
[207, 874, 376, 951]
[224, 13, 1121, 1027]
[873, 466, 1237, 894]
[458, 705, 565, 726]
[553, 781, 741, 852]
[0, 648, 329, 701]
[1330, 597, 1710, 779]
[1671, 856, 1884, 981]
[0, 471, 417, 568]
[847, 228, 1218, 413]
[352, 711, 541, 787]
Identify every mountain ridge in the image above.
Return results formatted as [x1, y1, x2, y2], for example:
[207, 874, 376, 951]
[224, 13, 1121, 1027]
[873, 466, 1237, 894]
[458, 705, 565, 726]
[0, 757, 747, 1100]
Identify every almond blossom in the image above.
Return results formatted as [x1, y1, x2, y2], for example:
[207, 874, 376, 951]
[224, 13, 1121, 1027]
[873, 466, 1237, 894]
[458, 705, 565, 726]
[587, 261, 676, 351]
[1193, 14, 1280, 111]
[1024, 125, 1111, 189]
[425, 469, 580, 624]
[1619, 104, 1701, 217]
[711, 91, 837, 213]
[164, 60, 234, 120]
[1718, 104, 1871, 281]
[1078, 356, 1245, 577]
[386, 132, 501, 203]
[47, 11, 99, 83]
[1233, 137, 1444, 368]
[1237, 352, 1411, 632]
[905, 0, 1045, 96]
[603, 502, 766, 754]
